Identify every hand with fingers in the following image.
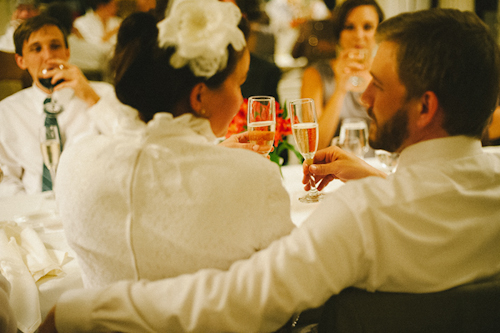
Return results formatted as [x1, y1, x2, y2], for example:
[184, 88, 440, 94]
[219, 132, 274, 156]
[302, 146, 386, 191]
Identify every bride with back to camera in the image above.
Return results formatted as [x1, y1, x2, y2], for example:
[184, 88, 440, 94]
[55, 0, 295, 288]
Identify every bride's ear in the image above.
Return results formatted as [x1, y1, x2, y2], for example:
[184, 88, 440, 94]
[189, 82, 206, 116]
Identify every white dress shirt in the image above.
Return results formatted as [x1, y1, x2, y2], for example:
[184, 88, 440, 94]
[55, 136, 500, 332]
[0, 82, 115, 197]
[55, 112, 295, 287]
[73, 11, 121, 49]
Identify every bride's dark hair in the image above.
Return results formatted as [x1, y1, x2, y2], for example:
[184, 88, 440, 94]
[112, 11, 249, 123]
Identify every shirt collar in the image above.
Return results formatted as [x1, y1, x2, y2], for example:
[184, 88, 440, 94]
[398, 136, 483, 168]
[32, 83, 74, 115]
[32, 83, 49, 114]
[146, 112, 216, 143]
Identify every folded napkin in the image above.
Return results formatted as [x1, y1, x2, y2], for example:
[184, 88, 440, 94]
[0, 273, 17, 333]
[0, 221, 67, 333]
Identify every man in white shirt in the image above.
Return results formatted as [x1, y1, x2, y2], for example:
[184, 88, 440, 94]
[0, 15, 116, 197]
[39, 8, 500, 333]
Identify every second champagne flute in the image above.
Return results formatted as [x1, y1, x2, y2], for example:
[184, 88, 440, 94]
[289, 98, 323, 203]
[247, 96, 276, 156]
[347, 48, 369, 89]
[40, 125, 61, 191]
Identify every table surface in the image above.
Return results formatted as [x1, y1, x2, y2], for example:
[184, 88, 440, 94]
[0, 192, 83, 320]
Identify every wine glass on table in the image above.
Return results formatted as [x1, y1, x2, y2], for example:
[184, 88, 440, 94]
[337, 118, 369, 158]
[247, 96, 276, 157]
[289, 98, 323, 203]
[40, 125, 61, 192]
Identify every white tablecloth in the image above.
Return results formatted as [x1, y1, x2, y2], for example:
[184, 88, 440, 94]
[0, 192, 83, 325]
[281, 164, 344, 226]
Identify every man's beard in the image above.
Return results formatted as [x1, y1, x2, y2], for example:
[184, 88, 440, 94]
[368, 106, 410, 153]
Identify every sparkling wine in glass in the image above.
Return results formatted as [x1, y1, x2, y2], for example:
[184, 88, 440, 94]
[289, 98, 323, 203]
[40, 125, 61, 190]
[338, 118, 369, 158]
[247, 96, 276, 156]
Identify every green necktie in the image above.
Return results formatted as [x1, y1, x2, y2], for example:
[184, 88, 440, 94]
[42, 97, 63, 192]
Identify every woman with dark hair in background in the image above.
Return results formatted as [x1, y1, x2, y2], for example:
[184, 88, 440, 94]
[301, 0, 384, 150]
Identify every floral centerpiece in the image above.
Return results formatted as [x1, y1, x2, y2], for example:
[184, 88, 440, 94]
[226, 98, 302, 168]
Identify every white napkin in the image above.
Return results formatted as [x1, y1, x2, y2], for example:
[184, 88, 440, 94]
[19, 227, 65, 281]
[0, 222, 67, 333]
[0, 224, 40, 333]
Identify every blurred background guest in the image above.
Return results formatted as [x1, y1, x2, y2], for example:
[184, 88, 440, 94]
[72, 0, 122, 81]
[234, 0, 282, 101]
[0, 0, 39, 52]
[300, 0, 384, 151]
[115, 0, 156, 19]
[55, 2, 294, 288]
[73, 0, 121, 50]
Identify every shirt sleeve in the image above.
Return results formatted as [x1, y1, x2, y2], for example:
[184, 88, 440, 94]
[86, 84, 145, 136]
[0, 142, 27, 198]
[55, 193, 370, 332]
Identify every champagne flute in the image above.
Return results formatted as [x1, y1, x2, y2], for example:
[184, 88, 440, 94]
[289, 98, 323, 203]
[347, 48, 369, 89]
[40, 125, 61, 191]
[247, 96, 276, 157]
[338, 118, 369, 158]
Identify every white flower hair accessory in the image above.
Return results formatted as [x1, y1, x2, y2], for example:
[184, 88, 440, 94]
[157, 0, 246, 78]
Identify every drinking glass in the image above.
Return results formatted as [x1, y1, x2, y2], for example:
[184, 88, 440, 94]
[289, 98, 323, 203]
[375, 150, 399, 173]
[347, 49, 369, 89]
[38, 64, 64, 114]
[40, 125, 61, 190]
[337, 118, 369, 158]
[247, 96, 276, 157]
[38, 64, 64, 93]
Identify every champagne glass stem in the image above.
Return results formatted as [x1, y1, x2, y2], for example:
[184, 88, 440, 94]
[308, 173, 319, 195]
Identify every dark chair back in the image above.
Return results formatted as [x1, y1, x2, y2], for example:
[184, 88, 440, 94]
[0, 51, 33, 100]
[318, 279, 500, 333]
